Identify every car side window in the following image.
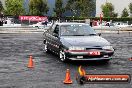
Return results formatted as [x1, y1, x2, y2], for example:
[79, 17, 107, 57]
[53, 25, 59, 34]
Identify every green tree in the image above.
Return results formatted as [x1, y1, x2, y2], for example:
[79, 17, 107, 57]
[101, 2, 118, 17]
[0, 1, 3, 12]
[66, 0, 95, 17]
[128, 2, 132, 16]
[121, 8, 129, 17]
[5, 0, 25, 16]
[66, 0, 80, 17]
[79, 0, 95, 17]
[29, 0, 49, 16]
[54, 0, 65, 18]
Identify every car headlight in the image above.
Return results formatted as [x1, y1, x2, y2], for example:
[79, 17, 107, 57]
[69, 46, 85, 50]
[102, 46, 114, 51]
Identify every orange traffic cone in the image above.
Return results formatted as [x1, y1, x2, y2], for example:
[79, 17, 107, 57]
[63, 69, 73, 84]
[27, 55, 34, 68]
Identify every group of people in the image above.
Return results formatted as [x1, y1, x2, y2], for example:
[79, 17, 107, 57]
[0, 17, 14, 26]
[0, 20, 3, 26]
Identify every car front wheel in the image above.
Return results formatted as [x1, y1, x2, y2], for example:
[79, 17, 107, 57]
[103, 59, 110, 63]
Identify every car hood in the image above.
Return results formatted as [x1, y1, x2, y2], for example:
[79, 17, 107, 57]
[60, 36, 110, 47]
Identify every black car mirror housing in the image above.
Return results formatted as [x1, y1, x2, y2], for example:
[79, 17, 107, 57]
[53, 33, 59, 37]
[98, 33, 101, 36]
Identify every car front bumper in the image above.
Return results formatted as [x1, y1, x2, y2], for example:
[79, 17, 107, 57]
[64, 50, 114, 61]
[68, 57, 111, 61]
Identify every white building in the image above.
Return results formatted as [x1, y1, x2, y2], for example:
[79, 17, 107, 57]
[96, 0, 132, 17]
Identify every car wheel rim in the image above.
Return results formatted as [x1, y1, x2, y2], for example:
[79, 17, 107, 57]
[60, 50, 66, 61]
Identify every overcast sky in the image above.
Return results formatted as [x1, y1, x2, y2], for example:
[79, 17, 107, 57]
[96, 0, 132, 17]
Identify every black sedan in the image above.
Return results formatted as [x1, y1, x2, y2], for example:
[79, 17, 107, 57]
[43, 22, 114, 62]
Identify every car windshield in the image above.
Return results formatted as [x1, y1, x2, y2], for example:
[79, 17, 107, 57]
[60, 24, 96, 36]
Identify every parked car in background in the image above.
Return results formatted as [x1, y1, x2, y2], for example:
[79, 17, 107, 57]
[2, 19, 21, 27]
[92, 22, 118, 30]
[114, 22, 130, 28]
[29, 21, 52, 29]
[43, 22, 114, 62]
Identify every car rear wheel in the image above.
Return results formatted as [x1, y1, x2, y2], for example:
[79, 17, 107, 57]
[59, 49, 67, 62]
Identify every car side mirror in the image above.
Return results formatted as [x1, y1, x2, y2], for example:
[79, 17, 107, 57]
[53, 33, 59, 37]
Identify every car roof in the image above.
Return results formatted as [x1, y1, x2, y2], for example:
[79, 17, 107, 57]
[54, 22, 88, 26]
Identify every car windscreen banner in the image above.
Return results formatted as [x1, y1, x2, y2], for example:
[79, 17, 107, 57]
[19, 16, 48, 22]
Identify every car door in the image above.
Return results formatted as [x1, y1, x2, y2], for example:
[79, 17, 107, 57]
[50, 25, 61, 53]
[44, 27, 53, 50]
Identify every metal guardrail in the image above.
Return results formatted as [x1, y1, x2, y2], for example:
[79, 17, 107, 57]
[0, 26, 38, 31]
[0, 26, 36, 28]
[0, 26, 48, 33]
[94, 27, 132, 34]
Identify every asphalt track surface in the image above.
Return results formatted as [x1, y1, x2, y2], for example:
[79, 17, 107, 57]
[0, 32, 132, 88]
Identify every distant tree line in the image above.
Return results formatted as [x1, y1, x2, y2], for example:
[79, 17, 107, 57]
[0, 0, 132, 18]
[0, 0, 95, 18]
[101, 2, 132, 17]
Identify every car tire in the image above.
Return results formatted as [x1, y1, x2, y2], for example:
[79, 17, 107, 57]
[44, 41, 49, 53]
[102, 59, 110, 63]
[59, 49, 67, 62]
